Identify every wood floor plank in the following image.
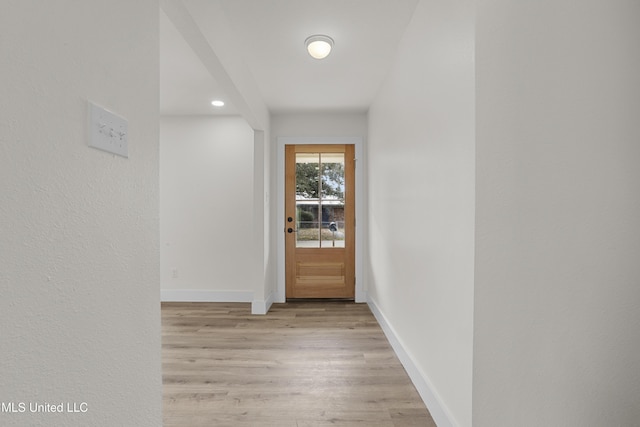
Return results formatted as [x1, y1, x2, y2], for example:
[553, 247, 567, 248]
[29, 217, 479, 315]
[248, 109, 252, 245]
[162, 301, 435, 427]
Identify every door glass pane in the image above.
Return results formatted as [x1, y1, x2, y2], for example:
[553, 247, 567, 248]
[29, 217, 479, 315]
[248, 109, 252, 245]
[320, 153, 345, 248]
[295, 152, 346, 248]
[296, 153, 320, 248]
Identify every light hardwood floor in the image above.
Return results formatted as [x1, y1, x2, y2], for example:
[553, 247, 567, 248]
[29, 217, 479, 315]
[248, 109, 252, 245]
[162, 301, 436, 427]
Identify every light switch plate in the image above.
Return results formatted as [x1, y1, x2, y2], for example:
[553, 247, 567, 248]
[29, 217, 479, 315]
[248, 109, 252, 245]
[89, 102, 128, 157]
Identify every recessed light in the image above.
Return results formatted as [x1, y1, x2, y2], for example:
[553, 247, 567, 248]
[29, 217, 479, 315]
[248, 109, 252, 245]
[305, 35, 334, 60]
[211, 100, 225, 107]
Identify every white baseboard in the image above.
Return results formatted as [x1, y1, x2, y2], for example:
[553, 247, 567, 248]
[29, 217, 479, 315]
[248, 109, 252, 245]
[251, 291, 275, 315]
[161, 289, 253, 303]
[367, 297, 456, 427]
[274, 290, 285, 304]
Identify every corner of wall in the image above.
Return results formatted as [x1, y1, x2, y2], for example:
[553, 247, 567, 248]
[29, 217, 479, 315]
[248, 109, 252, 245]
[251, 291, 275, 315]
[367, 297, 456, 427]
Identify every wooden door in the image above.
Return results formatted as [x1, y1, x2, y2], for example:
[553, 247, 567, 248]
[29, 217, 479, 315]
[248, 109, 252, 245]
[285, 144, 355, 299]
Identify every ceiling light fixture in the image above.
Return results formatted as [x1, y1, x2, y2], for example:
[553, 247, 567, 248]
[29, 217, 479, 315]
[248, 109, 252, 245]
[211, 100, 225, 107]
[305, 35, 334, 60]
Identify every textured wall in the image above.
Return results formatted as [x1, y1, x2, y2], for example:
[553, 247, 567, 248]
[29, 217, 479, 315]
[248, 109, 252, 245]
[474, 0, 640, 425]
[0, 1, 161, 426]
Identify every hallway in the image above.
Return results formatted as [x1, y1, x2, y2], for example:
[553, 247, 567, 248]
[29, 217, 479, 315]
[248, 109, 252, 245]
[162, 301, 435, 426]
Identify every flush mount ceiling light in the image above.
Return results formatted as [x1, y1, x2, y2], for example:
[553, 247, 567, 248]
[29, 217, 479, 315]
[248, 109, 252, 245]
[211, 100, 225, 107]
[305, 35, 334, 59]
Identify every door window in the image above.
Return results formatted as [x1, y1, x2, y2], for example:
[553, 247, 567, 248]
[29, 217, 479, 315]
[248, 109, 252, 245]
[295, 152, 345, 248]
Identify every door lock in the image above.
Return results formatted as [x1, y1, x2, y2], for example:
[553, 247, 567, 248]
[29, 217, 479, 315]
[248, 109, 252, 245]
[286, 217, 296, 233]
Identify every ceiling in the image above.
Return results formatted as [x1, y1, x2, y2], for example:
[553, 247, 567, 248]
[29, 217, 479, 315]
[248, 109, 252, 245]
[160, 0, 419, 117]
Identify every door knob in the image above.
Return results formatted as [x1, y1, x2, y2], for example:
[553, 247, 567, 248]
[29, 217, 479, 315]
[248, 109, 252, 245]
[287, 227, 297, 233]
[287, 217, 293, 222]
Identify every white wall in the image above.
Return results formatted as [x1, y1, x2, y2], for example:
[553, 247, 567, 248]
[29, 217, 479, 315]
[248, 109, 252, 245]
[160, 116, 255, 301]
[271, 113, 368, 139]
[474, 1, 640, 425]
[256, 126, 275, 313]
[367, 1, 475, 426]
[0, 2, 160, 426]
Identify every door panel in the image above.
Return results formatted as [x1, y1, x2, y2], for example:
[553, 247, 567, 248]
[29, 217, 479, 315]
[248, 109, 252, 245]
[285, 144, 355, 299]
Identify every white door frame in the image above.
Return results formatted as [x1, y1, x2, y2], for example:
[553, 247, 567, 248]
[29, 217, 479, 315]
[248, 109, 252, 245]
[276, 136, 365, 303]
